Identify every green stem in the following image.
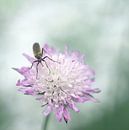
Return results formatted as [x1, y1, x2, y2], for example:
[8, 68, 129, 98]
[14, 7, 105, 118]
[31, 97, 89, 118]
[42, 114, 51, 130]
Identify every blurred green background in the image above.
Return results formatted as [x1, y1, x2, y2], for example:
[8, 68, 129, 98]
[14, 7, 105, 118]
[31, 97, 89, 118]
[0, 0, 129, 130]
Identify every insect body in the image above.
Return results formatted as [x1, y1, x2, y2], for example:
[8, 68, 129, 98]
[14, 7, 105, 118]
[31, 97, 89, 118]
[33, 42, 43, 59]
[30, 42, 58, 78]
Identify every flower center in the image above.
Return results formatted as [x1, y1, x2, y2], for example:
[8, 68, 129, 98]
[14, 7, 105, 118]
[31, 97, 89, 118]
[38, 71, 70, 106]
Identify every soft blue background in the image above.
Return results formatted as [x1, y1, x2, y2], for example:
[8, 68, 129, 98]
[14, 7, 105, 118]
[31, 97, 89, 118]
[0, 0, 129, 130]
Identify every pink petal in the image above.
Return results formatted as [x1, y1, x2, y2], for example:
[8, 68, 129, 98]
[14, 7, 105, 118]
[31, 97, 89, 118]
[71, 94, 83, 102]
[43, 44, 56, 55]
[64, 45, 69, 56]
[82, 93, 99, 103]
[71, 51, 85, 63]
[63, 108, 71, 123]
[68, 102, 79, 112]
[13, 67, 29, 75]
[44, 106, 52, 116]
[56, 106, 64, 122]
[24, 89, 34, 95]
[18, 88, 34, 95]
[16, 78, 32, 87]
[16, 80, 21, 86]
[23, 53, 35, 63]
[84, 88, 101, 93]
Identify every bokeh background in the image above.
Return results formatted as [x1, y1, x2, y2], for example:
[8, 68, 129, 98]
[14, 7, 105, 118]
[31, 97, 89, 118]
[0, 0, 129, 130]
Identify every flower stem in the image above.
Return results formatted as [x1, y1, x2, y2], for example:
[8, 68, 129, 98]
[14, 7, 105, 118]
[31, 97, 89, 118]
[42, 114, 51, 130]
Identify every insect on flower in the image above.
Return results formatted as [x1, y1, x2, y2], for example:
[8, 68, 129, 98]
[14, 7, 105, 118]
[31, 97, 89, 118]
[14, 43, 101, 123]
[30, 42, 59, 78]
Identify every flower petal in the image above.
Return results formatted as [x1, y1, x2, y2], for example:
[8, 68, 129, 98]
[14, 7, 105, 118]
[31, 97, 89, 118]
[18, 87, 34, 95]
[44, 105, 52, 116]
[68, 102, 80, 112]
[43, 44, 56, 55]
[13, 67, 29, 75]
[71, 51, 85, 63]
[82, 93, 99, 103]
[63, 108, 71, 123]
[56, 106, 64, 122]
[23, 53, 35, 63]
[84, 88, 101, 93]
[24, 89, 34, 95]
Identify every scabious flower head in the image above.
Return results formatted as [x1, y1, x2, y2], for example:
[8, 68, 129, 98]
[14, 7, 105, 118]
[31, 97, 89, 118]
[14, 44, 100, 123]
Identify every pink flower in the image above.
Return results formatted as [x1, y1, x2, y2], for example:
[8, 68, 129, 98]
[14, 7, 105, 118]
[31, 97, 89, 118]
[13, 44, 100, 123]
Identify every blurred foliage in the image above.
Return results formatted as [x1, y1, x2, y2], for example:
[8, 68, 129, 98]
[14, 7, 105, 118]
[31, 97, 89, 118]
[0, 98, 12, 130]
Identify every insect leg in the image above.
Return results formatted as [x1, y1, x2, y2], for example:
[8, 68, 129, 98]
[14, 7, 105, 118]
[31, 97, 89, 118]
[36, 62, 40, 79]
[42, 47, 47, 54]
[42, 59, 51, 74]
[42, 56, 60, 63]
[30, 60, 38, 69]
[40, 61, 44, 67]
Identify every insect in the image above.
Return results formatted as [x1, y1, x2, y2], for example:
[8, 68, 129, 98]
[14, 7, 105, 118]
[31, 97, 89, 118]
[30, 42, 58, 78]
